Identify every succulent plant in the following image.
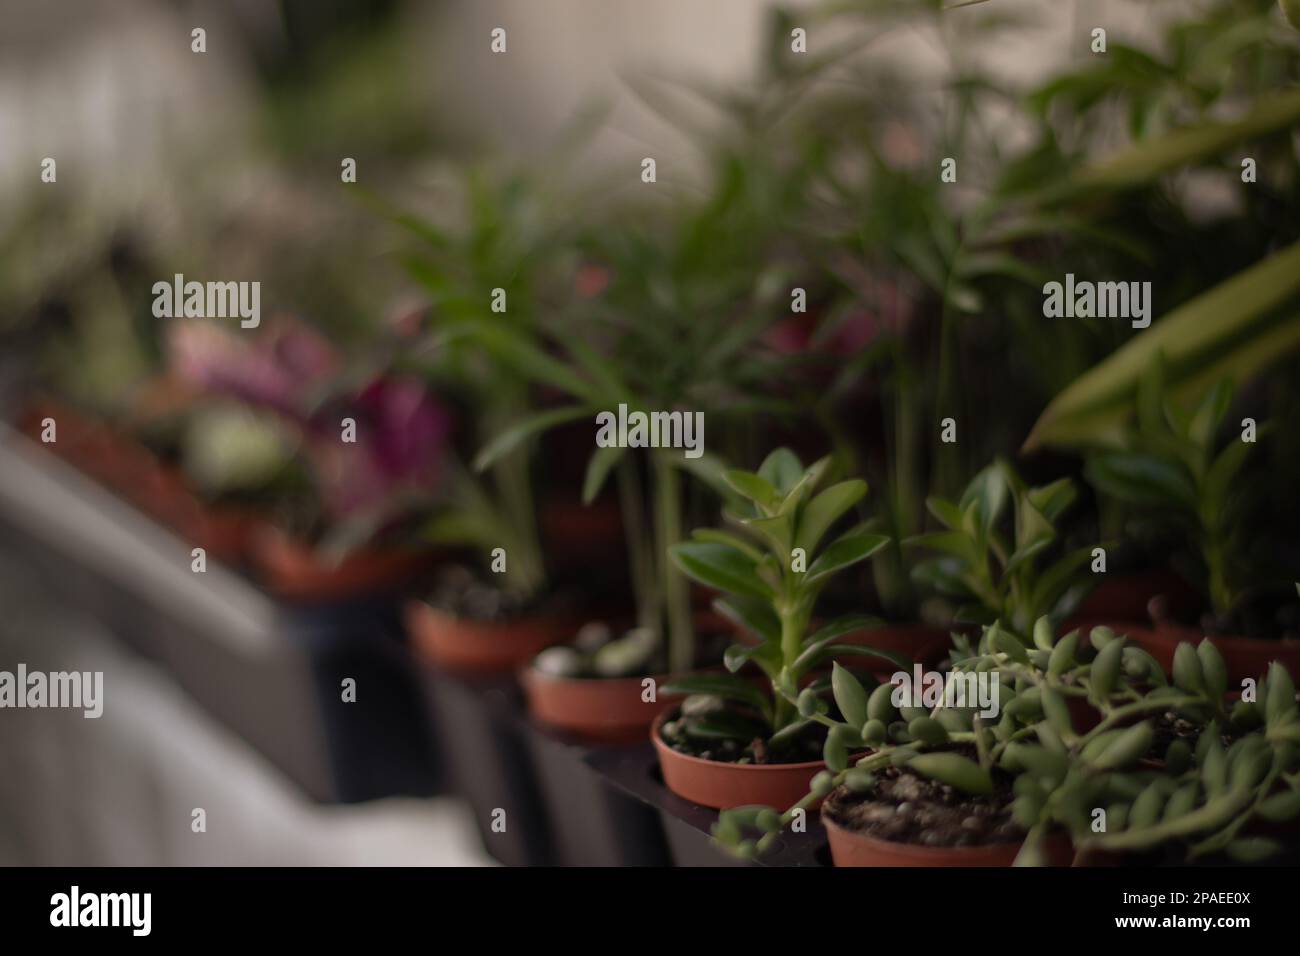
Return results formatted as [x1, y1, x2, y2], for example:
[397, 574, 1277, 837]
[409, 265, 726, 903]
[660, 449, 903, 758]
[715, 616, 1300, 864]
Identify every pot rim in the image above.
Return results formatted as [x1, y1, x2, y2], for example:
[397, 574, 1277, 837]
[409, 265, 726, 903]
[820, 786, 1038, 861]
[649, 707, 826, 773]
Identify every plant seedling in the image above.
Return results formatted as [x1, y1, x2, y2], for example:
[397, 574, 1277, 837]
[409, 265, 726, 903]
[660, 448, 904, 761]
[908, 458, 1093, 638]
[1085, 368, 1264, 621]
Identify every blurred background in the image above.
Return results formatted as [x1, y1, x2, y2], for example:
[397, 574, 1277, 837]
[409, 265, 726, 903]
[3, 0, 1300, 866]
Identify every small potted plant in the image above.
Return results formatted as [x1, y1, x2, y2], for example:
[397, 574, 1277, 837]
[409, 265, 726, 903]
[907, 458, 1096, 640]
[651, 448, 907, 809]
[167, 316, 452, 601]
[715, 615, 1299, 865]
[1083, 368, 1300, 680]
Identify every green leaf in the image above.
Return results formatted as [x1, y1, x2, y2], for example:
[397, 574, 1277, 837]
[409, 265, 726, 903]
[903, 530, 975, 563]
[777, 456, 830, 517]
[582, 444, 626, 504]
[468, 323, 597, 401]
[723, 642, 782, 676]
[1257, 790, 1300, 823]
[1025, 238, 1300, 452]
[683, 711, 771, 741]
[907, 752, 993, 796]
[1091, 721, 1154, 770]
[472, 405, 590, 472]
[1266, 662, 1297, 725]
[1049, 628, 1080, 677]
[824, 725, 850, 772]
[659, 674, 771, 720]
[831, 662, 870, 729]
[742, 513, 794, 559]
[1090, 637, 1125, 701]
[959, 464, 1009, 534]
[670, 541, 774, 600]
[724, 469, 780, 512]
[1224, 838, 1280, 863]
[1065, 87, 1300, 195]
[713, 595, 780, 644]
[794, 479, 867, 555]
[808, 644, 910, 673]
[925, 496, 965, 530]
[1197, 639, 1228, 702]
[804, 531, 890, 585]
[692, 529, 765, 564]
[1026, 478, 1077, 524]
[756, 448, 804, 496]
[1085, 452, 1198, 511]
[1172, 642, 1205, 694]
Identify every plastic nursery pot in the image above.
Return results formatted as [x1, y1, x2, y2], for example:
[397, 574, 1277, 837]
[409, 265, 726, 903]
[820, 786, 1074, 867]
[521, 667, 682, 744]
[252, 526, 432, 603]
[405, 600, 572, 674]
[650, 708, 825, 810]
[1139, 619, 1300, 685]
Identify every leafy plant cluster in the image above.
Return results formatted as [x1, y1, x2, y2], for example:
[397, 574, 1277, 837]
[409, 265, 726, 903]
[714, 617, 1300, 864]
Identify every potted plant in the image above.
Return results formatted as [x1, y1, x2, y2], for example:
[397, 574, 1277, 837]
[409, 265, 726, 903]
[165, 316, 452, 601]
[907, 458, 1096, 639]
[1082, 368, 1300, 680]
[714, 615, 1300, 866]
[649, 448, 910, 809]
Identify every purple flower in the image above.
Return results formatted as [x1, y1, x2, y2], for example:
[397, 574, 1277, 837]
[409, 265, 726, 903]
[166, 318, 339, 417]
[309, 375, 452, 518]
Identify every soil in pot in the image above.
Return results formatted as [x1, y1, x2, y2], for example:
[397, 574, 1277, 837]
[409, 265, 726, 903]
[407, 564, 577, 674]
[820, 758, 1069, 866]
[651, 702, 830, 810]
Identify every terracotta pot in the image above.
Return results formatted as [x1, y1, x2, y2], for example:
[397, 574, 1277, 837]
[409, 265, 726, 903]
[1076, 568, 1200, 623]
[1139, 620, 1300, 684]
[187, 508, 265, 565]
[650, 709, 824, 810]
[839, 623, 953, 673]
[252, 527, 431, 602]
[821, 787, 1075, 867]
[1060, 615, 1157, 643]
[405, 600, 572, 674]
[540, 498, 624, 570]
[522, 667, 681, 743]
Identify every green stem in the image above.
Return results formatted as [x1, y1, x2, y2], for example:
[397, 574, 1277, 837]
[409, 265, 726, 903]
[653, 451, 693, 674]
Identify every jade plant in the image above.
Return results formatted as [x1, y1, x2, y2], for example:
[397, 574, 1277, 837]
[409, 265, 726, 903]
[716, 616, 1300, 864]
[1084, 368, 1266, 624]
[658, 448, 905, 761]
[908, 459, 1093, 638]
